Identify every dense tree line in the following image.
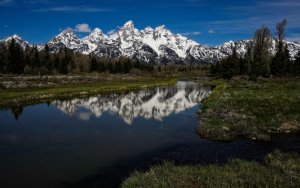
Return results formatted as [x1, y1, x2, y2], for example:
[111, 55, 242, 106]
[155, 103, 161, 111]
[89, 56, 155, 74]
[0, 41, 156, 75]
[210, 19, 300, 79]
[0, 40, 208, 76]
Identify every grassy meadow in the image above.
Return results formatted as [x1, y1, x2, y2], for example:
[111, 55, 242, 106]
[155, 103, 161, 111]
[198, 78, 300, 141]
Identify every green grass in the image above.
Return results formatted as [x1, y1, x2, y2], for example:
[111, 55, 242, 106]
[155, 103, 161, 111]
[0, 77, 177, 108]
[198, 78, 300, 141]
[122, 150, 300, 188]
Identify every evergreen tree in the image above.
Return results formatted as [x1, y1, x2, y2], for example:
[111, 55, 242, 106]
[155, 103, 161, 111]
[294, 51, 300, 75]
[108, 61, 115, 73]
[210, 64, 216, 75]
[24, 46, 31, 65]
[239, 57, 246, 75]
[23, 46, 32, 74]
[58, 48, 69, 74]
[0, 43, 8, 73]
[99, 60, 107, 72]
[44, 44, 52, 73]
[244, 43, 253, 75]
[117, 61, 123, 73]
[59, 56, 68, 74]
[124, 58, 132, 73]
[284, 45, 291, 74]
[53, 54, 60, 72]
[8, 39, 25, 74]
[219, 58, 235, 79]
[64, 47, 74, 72]
[32, 46, 40, 70]
[90, 56, 98, 72]
[213, 45, 240, 79]
[230, 45, 240, 75]
[133, 60, 141, 69]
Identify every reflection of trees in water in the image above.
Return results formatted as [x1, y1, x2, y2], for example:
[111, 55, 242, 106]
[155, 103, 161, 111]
[53, 83, 211, 125]
[11, 106, 23, 120]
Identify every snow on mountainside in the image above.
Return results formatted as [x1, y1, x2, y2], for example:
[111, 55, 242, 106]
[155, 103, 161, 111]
[82, 28, 108, 54]
[1, 34, 30, 49]
[1, 20, 300, 64]
[216, 39, 300, 60]
[47, 28, 90, 54]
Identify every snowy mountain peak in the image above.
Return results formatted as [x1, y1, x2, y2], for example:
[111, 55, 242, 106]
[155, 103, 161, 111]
[154, 25, 174, 37]
[144, 26, 154, 31]
[123, 20, 134, 28]
[3, 34, 29, 49]
[114, 20, 141, 50]
[47, 28, 87, 53]
[156, 25, 166, 30]
[82, 27, 108, 54]
[91, 27, 103, 33]
[88, 28, 107, 39]
[58, 28, 77, 37]
[4, 34, 22, 42]
[11, 34, 21, 40]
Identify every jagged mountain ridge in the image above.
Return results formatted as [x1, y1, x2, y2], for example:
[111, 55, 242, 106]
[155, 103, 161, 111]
[1, 20, 300, 64]
[1, 34, 30, 50]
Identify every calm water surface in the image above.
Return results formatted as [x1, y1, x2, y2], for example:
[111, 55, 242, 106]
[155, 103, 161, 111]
[0, 81, 299, 188]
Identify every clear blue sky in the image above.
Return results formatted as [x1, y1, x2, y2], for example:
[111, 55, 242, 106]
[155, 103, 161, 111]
[0, 0, 299, 46]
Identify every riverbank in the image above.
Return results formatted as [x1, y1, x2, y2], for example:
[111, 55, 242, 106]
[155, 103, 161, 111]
[0, 75, 177, 108]
[121, 77, 300, 188]
[198, 78, 300, 141]
[122, 150, 300, 188]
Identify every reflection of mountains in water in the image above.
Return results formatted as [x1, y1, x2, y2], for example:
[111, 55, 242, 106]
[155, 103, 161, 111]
[52, 82, 211, 125]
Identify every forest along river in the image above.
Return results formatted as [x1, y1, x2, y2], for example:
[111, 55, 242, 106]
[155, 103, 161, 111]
[0, 81, 299, 188]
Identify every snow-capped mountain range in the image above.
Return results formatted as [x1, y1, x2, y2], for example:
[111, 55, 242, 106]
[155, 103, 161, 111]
[1, 20, 300, 64]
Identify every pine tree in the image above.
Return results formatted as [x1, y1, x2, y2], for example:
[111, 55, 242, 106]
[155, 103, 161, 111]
[214, 45, 240, 79]
[44, 44, 52, 73]
[210, 64, 216, 75]
[0, 43, 8, 73]
[23, 46, 32, 74]
[98, 59, 107, 72]
[294, 51, 300, 75]
[108, 61, 115, 73]
[230, 45, 240, 75]
[124, 58, 132, 73]
[90, 56, 98, 72]
[115, 57, 124, 73]
[53, 54, 60, 72]
[283, 45, 291, 74]
[8, 39, 25, 74]
[58, 48, 69, 74]
[24, 46, 31, 65]
[59, 56, 68, 74]
[32, 46, 40, 70]
[244, 43, 253, 75]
